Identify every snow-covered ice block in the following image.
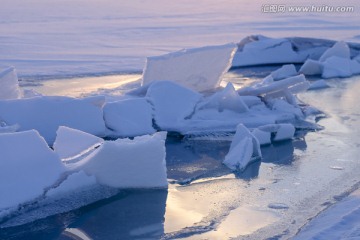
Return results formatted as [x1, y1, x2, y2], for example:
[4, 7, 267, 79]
[53, 126, 104, 160]
[197, 82, 248, 113]
[0, 67, 21, 100]
[142, 43, 236, 92]
[46, 171, 96, 198]
[319, 41, 350, 62]
[146, 81, 202, 130]
[232, 36, 305, 67]
[77, 132, 168, 188]
[0, 130, 65, 210]
[271, 99, 303, 118]
[258, 124, 295, 142]
[252, 128, 271, 145]
[0, 96, 106, 144]
[299, 59, 323, 75]
[308, 80, 330, 90]
[103, 98, 155, 137]
[223, 124, 261, 171]
[238, 75, 310, 97]
[270, 64, 297, 81]
[322, 56, 352, 78]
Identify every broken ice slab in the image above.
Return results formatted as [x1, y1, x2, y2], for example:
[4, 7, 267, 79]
[238, 74, 310, 97]
[299, 59, 323, 76]
[103, 98, 156, 137]
[223, 124, 261, 171]
[53, 126, 104, 161]
[142, 43, 236, 92]
[269, 64, 297, 81]
[0, 95, 107, 144]
[74, 132, 168, 189]
[145, 81, 202, 131]
[0, 130, 66, 211]
[319, 41, 350, 62]
[257, 124, 295, 142]
[0, 67, 21, 100]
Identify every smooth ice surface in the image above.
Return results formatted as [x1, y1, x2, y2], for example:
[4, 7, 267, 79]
[103, 98, 155, 137]
[53, 126, 104, 160]
[319, 41, 351, 62]
[0, 130, 65, 210]
[270, 64, 297, 81]
[308, 80, 330, 90]
[0, 67, 21, 100]
[322, 56, 352, 78]
[252, 128, 271, 145]
[142, 43, 236, 92]
[273, 124, 295, 141]
[146, 81, 202, 130]
[0, 96, 106, 144]
[77, 132, 168, 188]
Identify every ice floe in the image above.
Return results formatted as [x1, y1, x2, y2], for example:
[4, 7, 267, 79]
[269, 64, 298, 81]
[142, 43, 236, 92]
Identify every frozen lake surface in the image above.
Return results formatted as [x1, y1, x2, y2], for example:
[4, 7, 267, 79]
[2, 68, 360, 239]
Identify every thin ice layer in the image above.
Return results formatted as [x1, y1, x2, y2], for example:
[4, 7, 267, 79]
[0, 130, 65, 210]
[142, 43, 236, 92]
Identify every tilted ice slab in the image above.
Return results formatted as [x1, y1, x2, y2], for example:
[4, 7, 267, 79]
[53, 126, 104, 160]
[0, 96, 106, 144]
[0, 130, 66, 211]
[232, 35, 360, 68]
[74, 132, 168, 189]
[0, 67, 21, 100]
[223, 124, 261, 171]
[269, 64, 297, 81]
[142, 43, 236, 92]
[103, 98, 156, 137]
[145, 81, 202, 131]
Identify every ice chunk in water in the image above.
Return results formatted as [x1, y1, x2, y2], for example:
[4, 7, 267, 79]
[252, 128, 271, 145]
[322, 56, 352, 78]
[146, 81, 202, 130]
[0, 67, 21, 100]
[53, 126, 104, 160]
[0, 130, 65, 210]
[142, 43, 236, 92]
[223, 124, 261, 171]
[258, 124, 295, 142]
[0, 96, 106, 144]
[77, 132, 168, 189]
[103, 98, 155, 137]
[319, 41, 350, 62]
[308, 80, 330, 90]
[299, 59, 323, 75]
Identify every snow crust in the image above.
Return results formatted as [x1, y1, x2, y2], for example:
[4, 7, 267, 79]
[142, 43, 236, 92]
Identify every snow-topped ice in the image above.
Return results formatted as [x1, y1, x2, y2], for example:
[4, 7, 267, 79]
[223, 124, 261, 171]
[270, 64, 298, 81]
[76, 132, 168, 188]
[232, 36, 305, 67]
[142, 43, 236, 92]
[53, 126, 104, 160]
[0, 130, 65, 210]
[146, 81, 202, 130]
[197, 82, 248, 113]
[0, 96, 106, 144]
[0, 67, 21, 100]
[319, 41, 351, 62]
[103, 98, 156, 137]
